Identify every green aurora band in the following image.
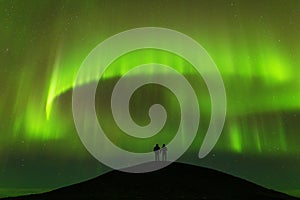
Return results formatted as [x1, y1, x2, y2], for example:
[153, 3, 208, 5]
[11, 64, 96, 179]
[1, 0, 300, 197]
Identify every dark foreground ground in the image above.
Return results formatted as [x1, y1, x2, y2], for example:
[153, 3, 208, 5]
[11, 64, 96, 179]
[3, 162, 299, 200]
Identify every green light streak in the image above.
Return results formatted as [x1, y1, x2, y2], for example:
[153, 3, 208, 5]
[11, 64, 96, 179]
[253, 125, 262, 153]
[229, 124, 243, 153]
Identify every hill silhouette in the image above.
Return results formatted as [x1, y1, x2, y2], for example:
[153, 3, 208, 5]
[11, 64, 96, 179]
[3, 162, 299, 200]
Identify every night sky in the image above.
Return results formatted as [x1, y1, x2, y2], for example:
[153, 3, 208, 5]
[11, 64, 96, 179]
[1, 0, 300, 198]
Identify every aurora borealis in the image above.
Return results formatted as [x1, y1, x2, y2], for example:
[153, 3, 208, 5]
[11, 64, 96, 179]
[1, 0, 300, 198]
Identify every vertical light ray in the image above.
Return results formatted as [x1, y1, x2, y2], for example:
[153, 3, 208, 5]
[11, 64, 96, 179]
[229, 123, 242, 153]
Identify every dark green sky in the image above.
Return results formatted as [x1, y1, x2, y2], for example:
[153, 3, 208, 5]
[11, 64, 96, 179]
[0, 0, 300, 198]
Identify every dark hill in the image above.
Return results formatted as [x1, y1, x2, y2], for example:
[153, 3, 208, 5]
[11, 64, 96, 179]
[3, 162, 299, 200]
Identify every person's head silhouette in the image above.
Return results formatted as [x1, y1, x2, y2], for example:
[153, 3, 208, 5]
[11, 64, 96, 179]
[162, 144, 166, 148]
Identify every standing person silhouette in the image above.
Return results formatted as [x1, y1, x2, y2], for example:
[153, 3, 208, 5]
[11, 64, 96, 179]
[161, 144, 167, 161]
[153, 144, 160, 161]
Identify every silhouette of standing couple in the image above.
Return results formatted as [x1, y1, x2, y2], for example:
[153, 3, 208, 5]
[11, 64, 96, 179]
[153, 144, 167, 161]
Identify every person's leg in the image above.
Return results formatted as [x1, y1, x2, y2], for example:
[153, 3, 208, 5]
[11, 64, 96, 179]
[155, 151, 159, 161]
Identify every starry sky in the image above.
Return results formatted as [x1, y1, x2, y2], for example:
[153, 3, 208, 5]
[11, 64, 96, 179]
[1, 0, 300, 198]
